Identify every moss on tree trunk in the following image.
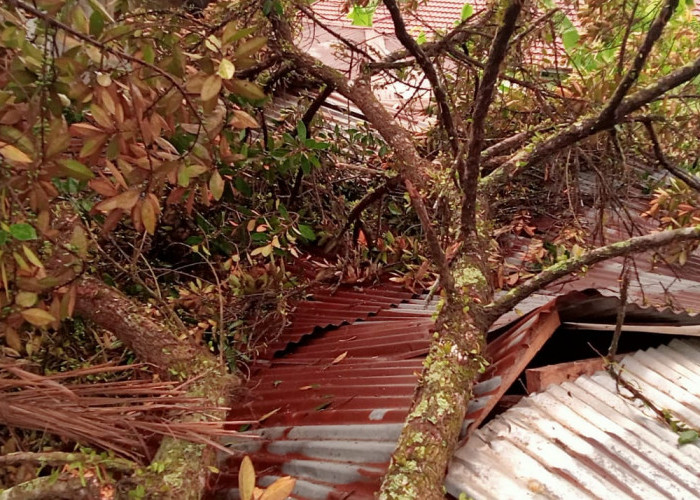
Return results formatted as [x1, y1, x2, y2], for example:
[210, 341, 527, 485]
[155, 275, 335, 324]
[74, 276, 237, 499]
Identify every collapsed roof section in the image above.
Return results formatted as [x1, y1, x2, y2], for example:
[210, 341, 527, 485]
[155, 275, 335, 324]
[211, 246, 700, 498]
[448, 338, 700, 499]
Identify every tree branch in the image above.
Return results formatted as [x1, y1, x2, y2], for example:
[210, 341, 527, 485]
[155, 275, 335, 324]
[481, 53, 700, 193]
[0, 451, 137, 473]
[368, 7, 494, 68]
[290, 85, 335, 203]
[382, 0, 459, 155]
[329, 176, 403, 247]
[483, 225, 700, 324]
[266, 10, 456, 295]
[296, 2, 376, 61]
[643, 120, 700, 191]
[461, 0, 522, 234]
[0, 475, 101, 500]
[600, 0, 677, 122]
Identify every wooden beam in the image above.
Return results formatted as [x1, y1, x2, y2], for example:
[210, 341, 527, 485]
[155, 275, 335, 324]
[525, 356, 620, 393]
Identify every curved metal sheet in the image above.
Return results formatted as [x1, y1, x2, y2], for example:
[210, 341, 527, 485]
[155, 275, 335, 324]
[447, 338, 700, 500]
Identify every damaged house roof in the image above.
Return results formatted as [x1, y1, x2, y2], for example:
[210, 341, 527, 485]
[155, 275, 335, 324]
[210, 245, 700, 499]
[208, 3, 700, 499]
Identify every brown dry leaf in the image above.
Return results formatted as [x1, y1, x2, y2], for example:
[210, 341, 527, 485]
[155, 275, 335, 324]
[95, 189, 140, 213]
[260, 476, 295, 500]
[257, 407, 280, 423]
[102, 160, 127, 189]
[230, 110, 259, 129]
[70, 122, 104, 136]
[4, 327, 22, 352]
[239, 456, 255, 500]
[141, 197, 157, 235]
[131, 200, 144, 232]
[331, 351, 347, 365]
[89, 178, 120, 198]
[201, 74, 222, 102]
[20, 308, 56, 327]
[90, 103, 113, 129]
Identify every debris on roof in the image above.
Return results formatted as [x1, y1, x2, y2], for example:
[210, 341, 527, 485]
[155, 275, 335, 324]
[447, 338, 700, 500]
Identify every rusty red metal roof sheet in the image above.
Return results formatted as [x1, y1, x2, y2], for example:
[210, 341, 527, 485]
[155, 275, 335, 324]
[212, 288, 564, 499]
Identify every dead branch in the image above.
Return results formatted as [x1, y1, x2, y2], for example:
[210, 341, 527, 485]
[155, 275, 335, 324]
[642, 120, 700, 191]
[484, 225, 700, 323]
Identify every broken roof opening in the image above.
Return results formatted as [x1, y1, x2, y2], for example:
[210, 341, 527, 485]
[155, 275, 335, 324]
[207, 271, 700, 499]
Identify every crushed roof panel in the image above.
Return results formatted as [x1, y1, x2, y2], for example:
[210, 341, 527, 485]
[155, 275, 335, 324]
[447, 338, 700, 500]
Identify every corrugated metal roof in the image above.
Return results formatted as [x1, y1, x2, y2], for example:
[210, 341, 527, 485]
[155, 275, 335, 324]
[447, 338, 700, 500]
[213, 289, 565, 498]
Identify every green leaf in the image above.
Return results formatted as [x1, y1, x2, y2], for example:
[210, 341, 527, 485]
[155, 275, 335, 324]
[230, 79, 266, 101]
[297, 224, 316, 241]
[348, 5, 376, 27]
[58, 159, 95, 181]
[416, 32, 427, 45]
[234, 37, 267, 59]
[562, 27, 579, 51]
[218, 59, 236, 80]
[209, 170, 225, 201]
[89, 11, 104, 37]
[460, 3, 473, 21]
[296, 121, 307, 141]
[678, 429, 699, 445]
[10, 223, 37, 241]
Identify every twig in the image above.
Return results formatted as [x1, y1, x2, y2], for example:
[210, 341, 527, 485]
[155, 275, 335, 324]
[608, 259, 630, 358]
[599, 0, 678, 122]
[642, 120, 700, 191]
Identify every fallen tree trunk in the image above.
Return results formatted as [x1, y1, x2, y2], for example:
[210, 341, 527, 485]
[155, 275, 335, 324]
[74, 276, 237, 499]
[0, 474, 103, 500]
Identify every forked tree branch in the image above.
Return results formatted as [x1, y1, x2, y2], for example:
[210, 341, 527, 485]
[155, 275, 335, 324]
[600, 0, 678, 122]
[369, 6, 494, 68]
[643, 120, 700, 191]
[481, 53, 700, 193]
[483, 225, 700, 323]
[266, 11, 456, 295]
[481, 0, 691, 193]
[461, 0, 522, 234]
[383, 0, 459, 155]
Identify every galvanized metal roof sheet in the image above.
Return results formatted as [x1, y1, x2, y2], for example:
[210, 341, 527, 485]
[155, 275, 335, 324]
[447, 338, 700, 500]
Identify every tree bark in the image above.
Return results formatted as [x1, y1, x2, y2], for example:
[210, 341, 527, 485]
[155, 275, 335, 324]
[73, 276, 237, 500]
[0, 475, 102, 500]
